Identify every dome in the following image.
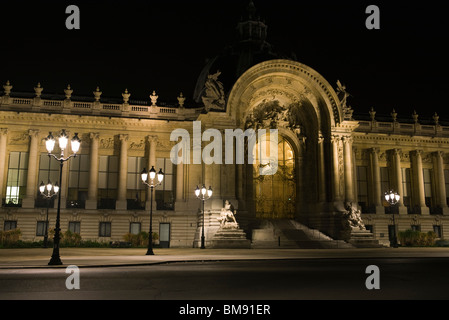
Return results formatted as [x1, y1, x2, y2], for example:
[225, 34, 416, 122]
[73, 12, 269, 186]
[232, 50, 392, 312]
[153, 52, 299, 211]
[193, 0, 293, 112]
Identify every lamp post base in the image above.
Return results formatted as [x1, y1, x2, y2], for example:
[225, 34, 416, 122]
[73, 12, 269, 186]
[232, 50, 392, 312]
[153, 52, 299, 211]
[48, 255, 63, 265]
[201, 236, 205, 249]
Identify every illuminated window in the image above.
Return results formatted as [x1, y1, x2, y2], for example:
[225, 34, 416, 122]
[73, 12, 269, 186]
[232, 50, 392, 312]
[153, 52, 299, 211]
[5, 152, 28, 206]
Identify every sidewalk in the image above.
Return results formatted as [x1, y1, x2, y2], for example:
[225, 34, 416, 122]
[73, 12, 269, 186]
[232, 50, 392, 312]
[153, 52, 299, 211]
[1, 247, 449, 269]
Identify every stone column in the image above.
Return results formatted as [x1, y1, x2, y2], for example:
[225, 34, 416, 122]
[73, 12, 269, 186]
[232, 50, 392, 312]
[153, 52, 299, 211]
[86, 133, 99, 210]
[210, 162, 223, 209]
[433, 151, 449, 214]
[116, 134, 128, 210]
[369, 147, 383, 213]
[331, 135, 341, 202]
[148, 135, 157, 169]
[145, 135, 157, 211]
[22, 129, 40, 208]
[176, 162, 184, 201]
[0, 129, 8, 202]
[317, 134, 327, 203]
[392, 149, 407, 214]
[411, 150, 429, 214]
[343, 136, 354, 203]
[352, 147, 358, 206]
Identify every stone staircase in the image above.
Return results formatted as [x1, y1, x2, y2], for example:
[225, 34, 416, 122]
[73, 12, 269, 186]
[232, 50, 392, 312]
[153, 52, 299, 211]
[251, 219, 355, 249]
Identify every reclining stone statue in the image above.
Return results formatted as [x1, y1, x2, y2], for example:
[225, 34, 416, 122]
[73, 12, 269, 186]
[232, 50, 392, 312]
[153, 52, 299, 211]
[217, 200, 238, 228]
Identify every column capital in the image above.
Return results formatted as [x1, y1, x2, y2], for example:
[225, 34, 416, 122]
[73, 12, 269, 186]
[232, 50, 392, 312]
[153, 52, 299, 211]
[89, 132, 100, 140]
[0, 128, 8, 136]
[369, 147, 380, 154]
[342, 135, 353, 144]
[411, 149, 423, 157]
[433, 150, 444, 158]
[331, 134, 341, 144]
[147, 135, 158, 144]
[28, 129, 40, 138]
[318, 134, 324, 144]
[387, 148, 402, 159]
[119, 134, 129, 142]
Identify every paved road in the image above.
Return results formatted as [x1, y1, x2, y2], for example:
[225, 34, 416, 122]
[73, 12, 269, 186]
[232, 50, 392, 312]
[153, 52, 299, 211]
[1, 257, 449, 301]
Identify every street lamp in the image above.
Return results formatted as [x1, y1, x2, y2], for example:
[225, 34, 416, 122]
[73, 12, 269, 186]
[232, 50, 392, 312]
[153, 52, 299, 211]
[385, 190, 400, 248]
[39, 180, 59, 248]
[45, 130, 81, 265]
[141, 166, 164, 255]
[195, 184, 213, 249]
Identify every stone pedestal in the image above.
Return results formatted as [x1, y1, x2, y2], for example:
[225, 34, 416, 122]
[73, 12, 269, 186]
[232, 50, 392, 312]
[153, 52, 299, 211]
[348, 229, 382, 248]
[209, 225, 251, 249]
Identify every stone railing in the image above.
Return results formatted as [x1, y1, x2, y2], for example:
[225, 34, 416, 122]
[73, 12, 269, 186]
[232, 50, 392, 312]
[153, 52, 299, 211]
[0, 83, 201, 121]
[355, 119, 449, 137]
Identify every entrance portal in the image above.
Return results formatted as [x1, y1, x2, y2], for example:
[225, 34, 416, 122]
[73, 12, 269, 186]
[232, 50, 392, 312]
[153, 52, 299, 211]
[253, 135, 296, 219]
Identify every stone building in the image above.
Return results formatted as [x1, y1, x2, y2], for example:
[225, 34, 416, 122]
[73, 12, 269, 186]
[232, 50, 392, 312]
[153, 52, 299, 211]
[1, 2, 448, 248]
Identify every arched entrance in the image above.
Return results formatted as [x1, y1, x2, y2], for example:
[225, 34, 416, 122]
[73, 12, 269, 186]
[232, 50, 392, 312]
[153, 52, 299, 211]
[224, 59, 350, 239]
[253, 135, 296, 219]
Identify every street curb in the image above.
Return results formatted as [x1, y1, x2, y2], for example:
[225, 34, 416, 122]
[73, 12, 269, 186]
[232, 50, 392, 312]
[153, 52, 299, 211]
[2, 255, 449, 270]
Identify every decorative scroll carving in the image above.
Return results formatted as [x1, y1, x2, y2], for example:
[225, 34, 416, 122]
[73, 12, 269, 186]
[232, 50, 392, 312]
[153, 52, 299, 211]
[100, 137, 115, 149]
[9, 132, 29, 144]
[129, 140, 145, 150]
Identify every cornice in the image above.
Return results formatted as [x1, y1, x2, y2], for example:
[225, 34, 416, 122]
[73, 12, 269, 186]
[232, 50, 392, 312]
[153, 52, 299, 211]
[0, 111, 190, 131]
[352, 132, 449, 145]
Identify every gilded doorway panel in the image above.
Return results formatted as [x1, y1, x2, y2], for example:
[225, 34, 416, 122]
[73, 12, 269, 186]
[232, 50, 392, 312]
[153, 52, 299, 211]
[253, 135, 296, 219]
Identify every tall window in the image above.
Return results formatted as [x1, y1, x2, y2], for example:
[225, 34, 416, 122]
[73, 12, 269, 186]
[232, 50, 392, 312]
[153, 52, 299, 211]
[380, 167, 390, 194]
[5, 152, 29, 206]
[356, 166, 369, 213]
[445, 169, 449, 206]
[156, 158, 175, 210]
[253, 135, 295, 219]
[402, 168, 412, 213]
[127, 157, 146, 210]
[423, 168, 433, 211]
[36, 153, 60, 208]
[67, 154, 90, 208]
[98, 156, 118, 209]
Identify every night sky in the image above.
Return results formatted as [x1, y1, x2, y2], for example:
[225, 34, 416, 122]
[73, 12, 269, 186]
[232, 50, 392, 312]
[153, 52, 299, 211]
[1, 0, 448, 121]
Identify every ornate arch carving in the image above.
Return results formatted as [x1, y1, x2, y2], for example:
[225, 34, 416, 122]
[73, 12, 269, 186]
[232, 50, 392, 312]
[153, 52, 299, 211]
[226, 59, 342, 131]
